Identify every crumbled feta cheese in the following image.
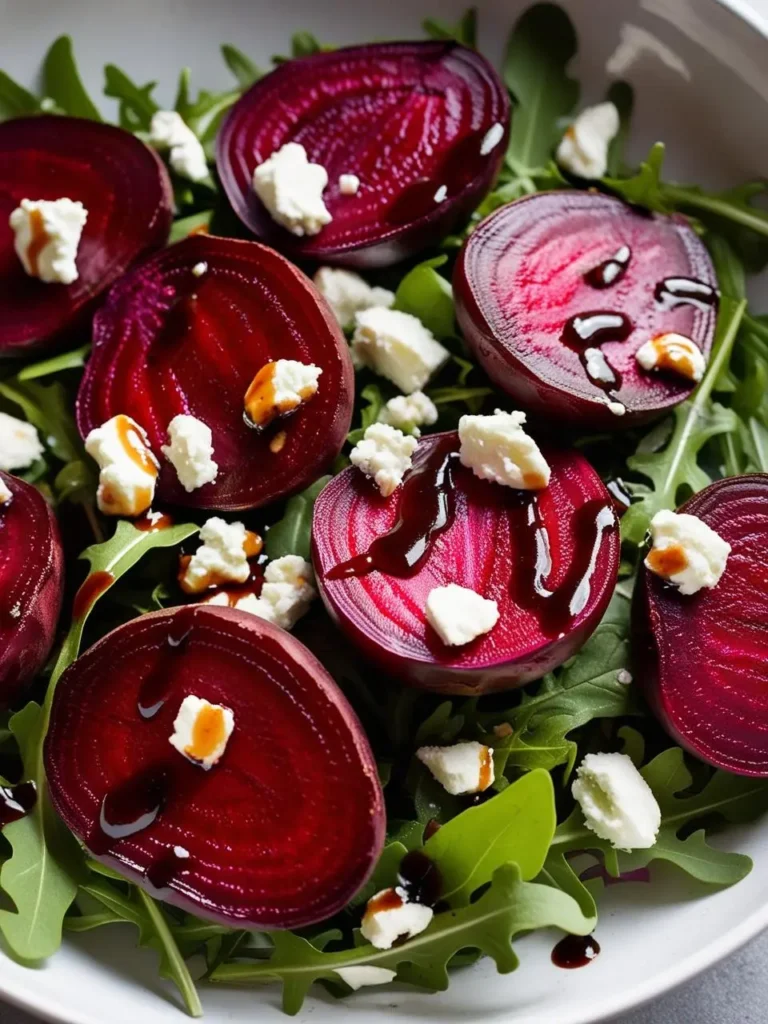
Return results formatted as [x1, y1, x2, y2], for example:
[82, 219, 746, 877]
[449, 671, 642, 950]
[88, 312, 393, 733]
[241, 555, 316, 630]
[572, 752, 661, 850]
[352, 308, 449, 394]
[191, 261, 208, 278]
[313, 267, 394, 329]
[149, 110, 208, 182]
[417, 740, 495, 795]
[174, 845, 190, 859]
[360, 888, 433, 950]
[180, 517, 262, 594]
[350, 423, 417, 498]
[480, 121, 505, 156]
[0, 412, 44, 471]
[645, 509, 730, 595]
[636, 333, 706, 383]
[378, 391, 438, 436]
[433, 184, 448, 203]
[334, 967, 397, 990]
[9, 198, 87, 285]
[584, 347, 617, 385]
[458, 409, 551, 490]
[425, 584, 499, 647]
[252, 142, 331, 237]
[338, 173, 360, 195]
[244, 359, 322, 430]
[556, 102, 620, 179]
[84, 415, 159, 517]
[169, 695, 234, 770]
[161, 415, 218, 493]
[0, 477, 12, 505]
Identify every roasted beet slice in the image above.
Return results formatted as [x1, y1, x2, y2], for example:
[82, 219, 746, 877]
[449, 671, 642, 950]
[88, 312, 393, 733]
[635, 476, 768, 776]
[217, 42, 509, 268]
[455, 191, 718, 427]
[77, 235, 353, 510]
[0, 116, 172, 355]
[0, 472, 64, 703]
[312, 431, 619, 695]
[45, 604, 385, 927]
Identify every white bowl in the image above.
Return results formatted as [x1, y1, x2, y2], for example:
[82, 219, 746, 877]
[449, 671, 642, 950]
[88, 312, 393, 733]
[3, 0, 768, 1021]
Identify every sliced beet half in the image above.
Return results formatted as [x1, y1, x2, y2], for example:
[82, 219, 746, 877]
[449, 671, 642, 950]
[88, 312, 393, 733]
[0, 115, 172, 356]
[217, 42, 509, 268]
[312, 431, 619, 695]
[0, 472, 64, 704]
[76, 234, 354, 510]
[45, 604, 385, 928]
[454, 191, 718, 427]
[635, 476, 768, 776]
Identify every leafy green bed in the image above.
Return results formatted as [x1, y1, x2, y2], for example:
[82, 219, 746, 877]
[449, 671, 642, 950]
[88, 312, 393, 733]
[1, 2, 768, 1018]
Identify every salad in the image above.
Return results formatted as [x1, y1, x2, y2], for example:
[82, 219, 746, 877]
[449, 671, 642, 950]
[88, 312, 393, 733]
[0, 2, 767, 1018]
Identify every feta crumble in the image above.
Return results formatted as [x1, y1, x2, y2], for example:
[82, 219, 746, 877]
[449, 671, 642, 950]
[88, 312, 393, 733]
[338, 173, 360, 195]
[378, 391, 438, 436]
[334, 967, 396, 990]
[352, 308, 449, 394]
[244, 359, 322, 430]
[584, 347, 617, 385]
[572, 752, 661, 851]
[636, 333, 706, 383]
[180, 517, 262, 594]
[149, 110, 209, 182]
[0, 477, 12, 505]
[360, 887, 433, 950]
[0, 412, 44, 471]
[425, 584, 499, 647]
[556, 102, 620, 180]
[645, 509, 730, 595]
[458, 409, 551, 490]
[191, 261, 208, 278]
[349, 423, 417, 497]
[252, 142, 331, 236]
[161, 414, 218, 493]
[433, 184, 448, 203]
[174, 845, 190, 859]
[313, 267, 394, 329]
[480, 121, 505, 156]
[9, 198, 87, 285]
[84, 415, 159, 517]
[169, 695, 234, 770]
[416, 740, 495, 796]
[239, 555, 316, 630]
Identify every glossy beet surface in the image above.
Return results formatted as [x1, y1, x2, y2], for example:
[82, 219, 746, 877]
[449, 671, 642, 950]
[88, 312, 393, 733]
[0, 472, 64, 704]
[635, 476, 768, 776]
[45, 604, 385, 928]
[455, 191, 718, 427]
[312, 431, 619, 694]
[77, 235, 354, 510]
[217, 42, 509, 268]
[0, 116, 172, 355]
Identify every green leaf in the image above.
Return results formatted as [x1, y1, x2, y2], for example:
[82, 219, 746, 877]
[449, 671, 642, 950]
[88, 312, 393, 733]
[43, 37, 101, 121]
[423, 770, 556, 905]
[603, 141, 666, 211]
[422, 8, 477, 47]
[349, 841, 409, 908]
[414, 701, 465, 747]
[0, 378, 81, 463]
[169, 209, 213, 244]
[706, 234, 745, 300]
[264, 476, 330, 561]
[103, 65, 158, 132]
[221, 44, 263, 89]
[0, 70, 41, 121]
[18, 344, 90, 381]
[211, 865, 592, 1014]
[347, 384, 385, 445]
[393, 256, 455, 340]
[605, 80, 633, 178]
[291, 32, 323, 58]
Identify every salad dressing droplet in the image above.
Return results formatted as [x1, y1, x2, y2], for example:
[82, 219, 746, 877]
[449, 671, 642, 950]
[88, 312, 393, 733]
[654, 277, 718, 311]
[137, 606, 197, 719]
[552, 933, 601, 968]
[561, 312, 633, 349]
[73, 571, 115, 619]
[584, 245, 631, 288]
[0, 781, 37, 827]
[134, 510, 174, 532]
[90, 765, 169, 854]
[397, 850, 443, 907]
[146, 845, 191, 892]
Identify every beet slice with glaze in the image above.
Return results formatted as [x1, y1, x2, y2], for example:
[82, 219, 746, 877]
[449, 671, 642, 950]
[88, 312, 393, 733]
[454, 191, 718, 427]
[312, 431, 619, 695]
[217, 42, 510, 268]
[635, 476, 768, 776]
[45, 604, 385, 928]
[0, 116, 172, 356]
[0, 472, 64, 704]
[77, 235, 354, 511]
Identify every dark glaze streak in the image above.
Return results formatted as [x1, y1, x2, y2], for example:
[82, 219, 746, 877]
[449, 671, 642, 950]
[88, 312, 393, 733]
[73, 571, 115, 620]
[552, 933, 601, 968]
[0, 781, 37, 826]
[326, 439, 459, 580]
[89, 764, 169, 855]
[655, 277, 718, 312]
[137, 606, 197, 719]
[146, 844, 190, 892]
[398, 850, 443, 908]
[584, 245, 631, 289]
[561, 312, 633, 350]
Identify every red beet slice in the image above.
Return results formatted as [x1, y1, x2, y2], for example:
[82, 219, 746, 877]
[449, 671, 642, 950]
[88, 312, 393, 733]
[217, 42, 509, 268]
[635, 476, 768, 776]
[454, 191, 718, 427]
[0, 472, 64, 704]
[0, 116, 172, 356]
[76, 235, 353, 511]
[45, 604, 385, 927]
[312, 431, 619, 695]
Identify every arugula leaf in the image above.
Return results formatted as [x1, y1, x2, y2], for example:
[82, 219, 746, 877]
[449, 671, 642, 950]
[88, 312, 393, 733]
[349, 841, 410, 908]
[264, 476, 330, 561]
[347, 384, 385, 445]
[603, 141, 666, 210]
[393, 256, 455, 339]
[103, 65, 158, 132]
[423, 770, 556, 905]
[211, 865, 592, 1013]
[422, 9, 477, 47]
[662, 180, 768, 271]
[221, 44, 263, 89]
[43, 37, 101, 121]
[18, 344, 91, 381]
[0, 70, 41, 121]
[0, 378, 81, 463]
[169, 210, 213, 243]
[291, 32, 324, 58]
[413, 701, 465, 747]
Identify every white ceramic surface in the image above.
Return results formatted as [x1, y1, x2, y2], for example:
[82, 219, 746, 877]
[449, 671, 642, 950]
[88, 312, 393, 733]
[2, 0, 768, 1021]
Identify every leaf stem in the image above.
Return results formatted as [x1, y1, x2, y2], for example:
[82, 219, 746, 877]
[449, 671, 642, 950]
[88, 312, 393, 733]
[136, 889, 203, 1018]
[662, 185, 768, 237]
